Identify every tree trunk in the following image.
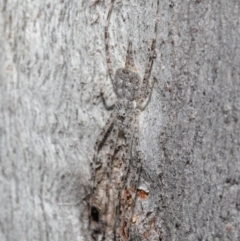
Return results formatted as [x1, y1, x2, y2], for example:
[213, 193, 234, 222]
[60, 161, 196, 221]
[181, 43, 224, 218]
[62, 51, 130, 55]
[1, 0, 240, 240]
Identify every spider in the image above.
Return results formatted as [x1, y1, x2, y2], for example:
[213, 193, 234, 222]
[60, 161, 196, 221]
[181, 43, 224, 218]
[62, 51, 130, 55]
[89, 0, 159, 240]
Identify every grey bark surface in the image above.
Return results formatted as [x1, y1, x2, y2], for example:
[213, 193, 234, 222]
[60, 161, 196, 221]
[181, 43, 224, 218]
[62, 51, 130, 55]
[1, 0, 240, 241]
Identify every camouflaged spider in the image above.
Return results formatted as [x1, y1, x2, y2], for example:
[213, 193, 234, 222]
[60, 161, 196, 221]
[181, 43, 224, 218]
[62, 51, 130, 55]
[89, 0, 159, 240]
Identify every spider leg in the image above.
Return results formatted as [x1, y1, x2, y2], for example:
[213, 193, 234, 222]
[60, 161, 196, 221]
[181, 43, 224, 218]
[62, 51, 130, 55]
[137, 0, 159, 107]
[100, 91, 116, 111]
[124, 114, 144, 239]
[107, 114, 136, 240]
[90, 122, 119, 241]
[139, 77, 157, 110]
[105, 0, 115, 85]
[102, 125, 119, 241]
[116, 111, 142, 240]
[89, 111, 117, 226]
[92, 111, 117, 169]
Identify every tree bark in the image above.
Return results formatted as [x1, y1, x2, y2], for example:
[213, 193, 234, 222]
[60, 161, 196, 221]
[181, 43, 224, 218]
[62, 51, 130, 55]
[1, 0, 240, 240]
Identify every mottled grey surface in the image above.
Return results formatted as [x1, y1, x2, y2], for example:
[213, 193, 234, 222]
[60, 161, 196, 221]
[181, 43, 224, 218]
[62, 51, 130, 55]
[0, 0, 240, 240]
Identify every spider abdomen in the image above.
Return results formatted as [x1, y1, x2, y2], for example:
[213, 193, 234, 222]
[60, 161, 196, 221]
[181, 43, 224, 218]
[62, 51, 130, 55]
[114, 68, 141, 101]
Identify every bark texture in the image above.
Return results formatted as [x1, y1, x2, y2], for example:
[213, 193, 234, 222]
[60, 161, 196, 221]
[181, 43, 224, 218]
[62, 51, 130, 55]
[1, 0, 240, 240]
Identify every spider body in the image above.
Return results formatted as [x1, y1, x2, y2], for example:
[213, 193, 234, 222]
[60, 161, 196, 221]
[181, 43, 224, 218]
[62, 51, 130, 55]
[89, 0, 159, 240]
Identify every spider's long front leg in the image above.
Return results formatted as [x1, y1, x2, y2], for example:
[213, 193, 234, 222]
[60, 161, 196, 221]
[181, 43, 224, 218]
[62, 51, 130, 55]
[138, 0, 159, 107]
[105, 0, 115, 86]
